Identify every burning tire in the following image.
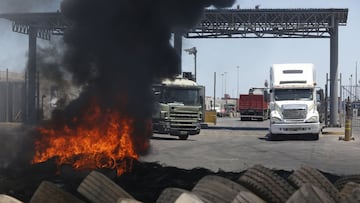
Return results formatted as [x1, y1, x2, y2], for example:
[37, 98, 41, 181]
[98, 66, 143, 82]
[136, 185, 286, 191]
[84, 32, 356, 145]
[231, 191, 266, 203]
[77, 171, 134, 203]
[287, 165, 342, 202]
[192, 175, 249, 203]
[29, 181, 83, 203]
[156, 188, 205, 203]
[286, 183, 335, 203]
[237, 165, 295, 203]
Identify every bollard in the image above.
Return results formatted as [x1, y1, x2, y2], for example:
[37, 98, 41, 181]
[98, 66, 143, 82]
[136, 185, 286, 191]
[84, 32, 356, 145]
[344, 100, 353, 141]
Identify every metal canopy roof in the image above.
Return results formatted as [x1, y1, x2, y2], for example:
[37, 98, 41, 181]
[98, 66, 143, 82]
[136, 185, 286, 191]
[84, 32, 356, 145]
[0, 8, 348, 40]
[187, 8, 348, 38]
[0, 12, 70, 40]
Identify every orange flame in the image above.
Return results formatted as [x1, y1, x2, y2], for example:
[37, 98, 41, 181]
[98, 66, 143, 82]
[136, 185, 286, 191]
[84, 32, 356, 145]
[32, 98, 150, 176]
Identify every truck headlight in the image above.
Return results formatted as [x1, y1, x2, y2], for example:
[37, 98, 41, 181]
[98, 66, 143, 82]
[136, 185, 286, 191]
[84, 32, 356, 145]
[306, 115, 319, 123]
[270, 116, 282, 123]
[160, 111, 168, 119]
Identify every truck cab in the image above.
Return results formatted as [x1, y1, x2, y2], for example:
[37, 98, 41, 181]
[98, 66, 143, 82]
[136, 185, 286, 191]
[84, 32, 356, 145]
[152, 77, 204, 140]
[269, 63, 321, 140]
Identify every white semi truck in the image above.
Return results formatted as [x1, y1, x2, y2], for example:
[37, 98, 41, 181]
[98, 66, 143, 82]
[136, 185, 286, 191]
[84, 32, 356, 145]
[152, 76, 204, 140]
[269, 63, 321, 140]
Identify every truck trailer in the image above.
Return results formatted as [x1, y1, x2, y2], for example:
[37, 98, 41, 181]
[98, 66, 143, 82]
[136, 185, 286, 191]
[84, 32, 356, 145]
[238, 88, 269, 121]
[269, 63, 321, 140]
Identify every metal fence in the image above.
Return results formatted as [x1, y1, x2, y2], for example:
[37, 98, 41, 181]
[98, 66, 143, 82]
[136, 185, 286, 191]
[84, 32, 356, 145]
[0, 71, 25, 122]
[341, 85, 360, 128]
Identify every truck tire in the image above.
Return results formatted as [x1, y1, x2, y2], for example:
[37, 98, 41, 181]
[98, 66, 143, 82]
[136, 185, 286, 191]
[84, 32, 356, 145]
[0, 194, 23, 203]
[286, 183, 335, 203]
[287, 165, 342, 202]
[334, 175, 360, 191]
[179, 135, 189, 140]
[30, 181, 83, 203]
[238, 165, 295, 203]
[192, 175, 247, 203]
[312, 133, 319, 140]
[231, 191, 266, 203]
[339, 182, 360, 198]
[77, 171, 134, 203]
[156, 188, 206, 203]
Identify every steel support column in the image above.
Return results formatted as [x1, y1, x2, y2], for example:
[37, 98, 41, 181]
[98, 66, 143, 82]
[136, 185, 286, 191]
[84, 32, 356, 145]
[330, 19, 339, 126]
[27, 27, 37, 124]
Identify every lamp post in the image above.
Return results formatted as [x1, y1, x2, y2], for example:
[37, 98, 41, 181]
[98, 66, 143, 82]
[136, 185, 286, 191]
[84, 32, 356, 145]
[184, 47, 197, 82]
[236, 66, 239, 98]
[221, 73, 224, 98]
[224, 71, 227, 96]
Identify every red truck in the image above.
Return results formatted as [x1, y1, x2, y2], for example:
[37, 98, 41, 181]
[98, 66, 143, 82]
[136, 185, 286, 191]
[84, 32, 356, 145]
[238, 88, 269, 121]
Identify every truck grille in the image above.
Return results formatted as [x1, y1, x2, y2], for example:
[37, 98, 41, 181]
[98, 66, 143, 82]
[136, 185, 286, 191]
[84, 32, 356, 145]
[169, 110, 199, 130]
[282, 109, 307, 120]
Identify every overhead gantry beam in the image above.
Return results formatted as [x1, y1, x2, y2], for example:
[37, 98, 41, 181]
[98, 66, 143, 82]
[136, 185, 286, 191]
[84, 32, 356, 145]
[0, 12, 70, 40]
[187, 8, 348, 38]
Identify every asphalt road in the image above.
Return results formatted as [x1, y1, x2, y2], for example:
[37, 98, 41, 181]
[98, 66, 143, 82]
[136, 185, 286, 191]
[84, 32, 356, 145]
[141, 117, 360, 176]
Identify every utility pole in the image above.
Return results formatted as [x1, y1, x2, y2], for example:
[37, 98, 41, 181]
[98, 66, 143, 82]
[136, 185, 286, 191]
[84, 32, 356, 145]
[224, 71, 227, 96]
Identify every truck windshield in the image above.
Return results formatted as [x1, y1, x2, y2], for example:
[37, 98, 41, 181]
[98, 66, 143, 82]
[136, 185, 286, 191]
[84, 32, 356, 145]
[163, 87, 200, 105]
[274, 88, 313, 101]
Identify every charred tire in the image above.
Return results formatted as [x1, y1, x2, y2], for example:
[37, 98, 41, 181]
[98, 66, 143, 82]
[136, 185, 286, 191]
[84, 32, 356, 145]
[192, 175, 247, 203]
[287, 165, 342, 202]
[77, 171, 134, 203]
[156, 188, 205, 203]
[30, 181, 83, 203]
[231, 191, 266, 203]
[237, 165, 295, 203]
[334, 175, 360, 191]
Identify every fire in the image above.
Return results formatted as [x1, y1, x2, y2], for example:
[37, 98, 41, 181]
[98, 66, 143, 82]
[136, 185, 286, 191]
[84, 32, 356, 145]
[32, 98, 150, 176]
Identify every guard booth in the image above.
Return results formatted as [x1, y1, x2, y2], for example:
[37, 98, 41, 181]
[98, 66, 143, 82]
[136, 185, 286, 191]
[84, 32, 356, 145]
[0, 71, 25, 122]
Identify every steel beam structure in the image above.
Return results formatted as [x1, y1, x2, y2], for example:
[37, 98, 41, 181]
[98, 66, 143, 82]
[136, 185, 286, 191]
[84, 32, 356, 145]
[187, 8, 347, 38]
[0, 8, 348, 126]
[0, 12, 70, 40]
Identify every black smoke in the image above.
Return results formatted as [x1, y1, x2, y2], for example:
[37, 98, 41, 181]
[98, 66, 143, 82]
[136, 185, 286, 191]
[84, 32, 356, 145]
[50, 0, 235, 154]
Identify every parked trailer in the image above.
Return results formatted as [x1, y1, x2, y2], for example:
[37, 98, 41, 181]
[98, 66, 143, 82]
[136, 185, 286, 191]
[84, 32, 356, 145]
[238, 88, 269, 121]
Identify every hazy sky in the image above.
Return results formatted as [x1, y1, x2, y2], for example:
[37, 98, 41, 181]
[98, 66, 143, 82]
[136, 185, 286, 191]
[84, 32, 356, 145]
[0, 0, 359, 97]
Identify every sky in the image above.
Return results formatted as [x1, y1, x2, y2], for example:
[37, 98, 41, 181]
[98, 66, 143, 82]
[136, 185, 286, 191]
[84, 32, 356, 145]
[0, 0, 359, 98]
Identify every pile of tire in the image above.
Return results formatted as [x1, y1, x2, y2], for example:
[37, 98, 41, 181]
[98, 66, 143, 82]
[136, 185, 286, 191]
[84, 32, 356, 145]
[156, 165, 360, 203]
[2, 165, 360, 203]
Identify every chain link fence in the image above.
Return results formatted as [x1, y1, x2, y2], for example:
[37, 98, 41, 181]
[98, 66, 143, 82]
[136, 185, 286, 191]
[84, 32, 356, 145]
[340, 85, 360, 128]
[0, 70, 25, 122]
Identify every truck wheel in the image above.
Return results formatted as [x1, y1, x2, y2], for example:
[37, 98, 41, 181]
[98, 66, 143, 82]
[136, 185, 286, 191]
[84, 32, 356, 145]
[267, 133, 278, 141]
[179, 135, 189, 140]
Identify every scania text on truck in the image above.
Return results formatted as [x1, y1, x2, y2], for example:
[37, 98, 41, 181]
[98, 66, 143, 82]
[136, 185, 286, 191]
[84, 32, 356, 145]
[269, 63, 321, 140]
[152, 76, 204, 140]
